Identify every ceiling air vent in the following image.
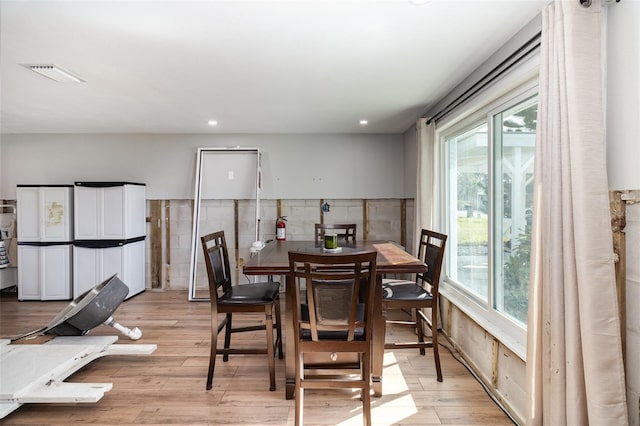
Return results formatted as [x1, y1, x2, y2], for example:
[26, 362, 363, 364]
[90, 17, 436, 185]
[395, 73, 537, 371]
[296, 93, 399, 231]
[25, 64, 86, 83]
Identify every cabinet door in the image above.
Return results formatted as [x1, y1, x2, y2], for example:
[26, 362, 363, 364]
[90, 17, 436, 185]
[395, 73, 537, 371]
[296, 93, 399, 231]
[123, 240, 145, 298]
[73, 246, 100, 297]
[41, 245, 72, 300]
[16, 188, 41, 241]
[102, 187, 125, 239]
[18, 187, 72, 242]
[17, 245, 41, 300]
[73, 246, 125, 298]
[101, 246, 124, 286]
[124, 185, 146, 238]
[74, 186, 101, 240]
[41, 188, 73, 242]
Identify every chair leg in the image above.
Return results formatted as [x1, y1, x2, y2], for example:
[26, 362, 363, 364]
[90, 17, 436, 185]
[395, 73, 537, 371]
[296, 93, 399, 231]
[223, 313, 232, 362]
[206, 322, 218, 390]
[362, 352, 372, 426]
[275, 296, 284, 359]
[295, 352, 304, 426]
[415, 308, 426, 356]
[432, 311, 443, 382]
[265, 306, 276, 391]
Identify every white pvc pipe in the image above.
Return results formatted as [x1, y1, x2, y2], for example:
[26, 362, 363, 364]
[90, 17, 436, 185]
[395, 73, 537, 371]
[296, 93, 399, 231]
[103, 316, 142, 340]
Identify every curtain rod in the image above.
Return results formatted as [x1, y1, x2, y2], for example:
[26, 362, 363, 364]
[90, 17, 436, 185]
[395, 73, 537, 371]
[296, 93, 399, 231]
[425, 31, 541, 125]
[424, 0, 621, 125]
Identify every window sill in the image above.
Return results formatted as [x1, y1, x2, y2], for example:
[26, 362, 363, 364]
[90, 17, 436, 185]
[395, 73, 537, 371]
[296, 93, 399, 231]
[440, 281, 527, 361]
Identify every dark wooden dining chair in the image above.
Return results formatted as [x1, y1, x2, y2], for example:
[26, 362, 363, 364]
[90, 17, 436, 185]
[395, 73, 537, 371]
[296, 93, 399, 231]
[382, 229, 447, 382]
[288, 250, 377, 426]
[201, 231, 283, 391]
[314, 223, 357, 244]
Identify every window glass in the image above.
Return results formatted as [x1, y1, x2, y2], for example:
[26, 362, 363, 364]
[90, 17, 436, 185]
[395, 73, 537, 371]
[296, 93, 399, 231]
[447, 122, 489, 300]
[493, 99, 536, 324]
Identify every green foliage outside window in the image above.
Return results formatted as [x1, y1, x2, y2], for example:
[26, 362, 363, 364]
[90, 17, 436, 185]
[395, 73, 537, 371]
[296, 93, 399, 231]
[503, 224, 531, 324]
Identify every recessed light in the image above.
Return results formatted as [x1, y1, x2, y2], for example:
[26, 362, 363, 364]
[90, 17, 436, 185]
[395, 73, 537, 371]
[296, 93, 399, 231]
[207, 120, 218, 126]
[359, 120, 368, 125]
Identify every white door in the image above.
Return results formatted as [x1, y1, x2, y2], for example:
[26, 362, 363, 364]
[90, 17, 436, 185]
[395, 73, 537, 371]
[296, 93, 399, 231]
[189, 148, 260, 301]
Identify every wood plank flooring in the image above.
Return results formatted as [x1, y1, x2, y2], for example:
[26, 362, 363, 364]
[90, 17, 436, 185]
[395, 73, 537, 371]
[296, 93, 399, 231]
[0, 289, 513, 425]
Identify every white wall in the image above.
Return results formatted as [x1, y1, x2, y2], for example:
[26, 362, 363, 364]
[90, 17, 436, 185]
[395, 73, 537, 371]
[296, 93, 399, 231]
[0, 133, 404, 200]
[403, 123, 417, 198]
[608, 3, 640, 425]
[607, 1, 640, 191]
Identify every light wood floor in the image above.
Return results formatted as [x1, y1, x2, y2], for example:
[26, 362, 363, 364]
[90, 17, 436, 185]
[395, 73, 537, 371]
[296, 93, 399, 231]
[0, 289, 513, 425]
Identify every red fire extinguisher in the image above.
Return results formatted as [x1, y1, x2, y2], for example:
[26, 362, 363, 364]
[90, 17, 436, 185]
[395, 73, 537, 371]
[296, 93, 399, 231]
[276, 216, 287, 241]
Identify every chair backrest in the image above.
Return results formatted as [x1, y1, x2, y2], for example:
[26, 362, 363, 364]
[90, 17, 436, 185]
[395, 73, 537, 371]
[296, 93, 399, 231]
[288, 251, 377, 342]
[201, 231, 232, 302]
[314, 223, 357, 244]
[415, 229, 447, 296]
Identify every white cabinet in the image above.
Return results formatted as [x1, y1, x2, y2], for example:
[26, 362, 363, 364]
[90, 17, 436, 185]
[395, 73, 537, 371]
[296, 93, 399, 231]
[17, 186, 73, 242]
[73, 240, 145, 299]
[17, 245, 72, 300]
[17, 185, 74, 300]
[73, 182, 146, 299]
[74, 183, 145, 240]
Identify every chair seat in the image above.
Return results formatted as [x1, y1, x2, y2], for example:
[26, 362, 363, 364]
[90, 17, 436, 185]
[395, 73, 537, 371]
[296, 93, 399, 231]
[382, 280, 433, 301]
[218, 281, 280, 305]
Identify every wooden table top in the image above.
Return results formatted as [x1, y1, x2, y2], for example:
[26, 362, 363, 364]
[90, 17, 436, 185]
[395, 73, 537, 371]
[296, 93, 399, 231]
[243, 240, 426, 276]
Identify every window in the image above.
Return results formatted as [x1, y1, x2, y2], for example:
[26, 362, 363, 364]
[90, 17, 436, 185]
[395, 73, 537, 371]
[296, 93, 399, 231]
[448, 122, 489, 299]
[442, 91, 537, 347]
[493, 99, 536, 324]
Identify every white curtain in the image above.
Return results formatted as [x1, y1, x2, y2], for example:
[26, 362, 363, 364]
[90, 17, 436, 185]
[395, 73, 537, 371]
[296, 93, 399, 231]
[414, 118, 436, 254]
[526, 1, 628, 425]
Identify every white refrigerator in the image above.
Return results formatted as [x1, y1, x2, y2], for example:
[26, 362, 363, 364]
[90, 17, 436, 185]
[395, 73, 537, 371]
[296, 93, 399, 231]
[16, 185, 74, 300]
[73, 182, 146, 299]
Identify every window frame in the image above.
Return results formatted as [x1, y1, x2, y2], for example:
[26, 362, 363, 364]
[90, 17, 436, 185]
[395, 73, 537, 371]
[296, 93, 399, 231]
[436, 78, 539, 361]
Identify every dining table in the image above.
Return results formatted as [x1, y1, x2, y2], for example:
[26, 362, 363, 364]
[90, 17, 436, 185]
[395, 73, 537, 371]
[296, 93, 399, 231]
[242, 239, 427, 400]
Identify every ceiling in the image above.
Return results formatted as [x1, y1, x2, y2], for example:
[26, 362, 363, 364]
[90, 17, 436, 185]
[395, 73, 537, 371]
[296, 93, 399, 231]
[0, 0, 546, 135]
